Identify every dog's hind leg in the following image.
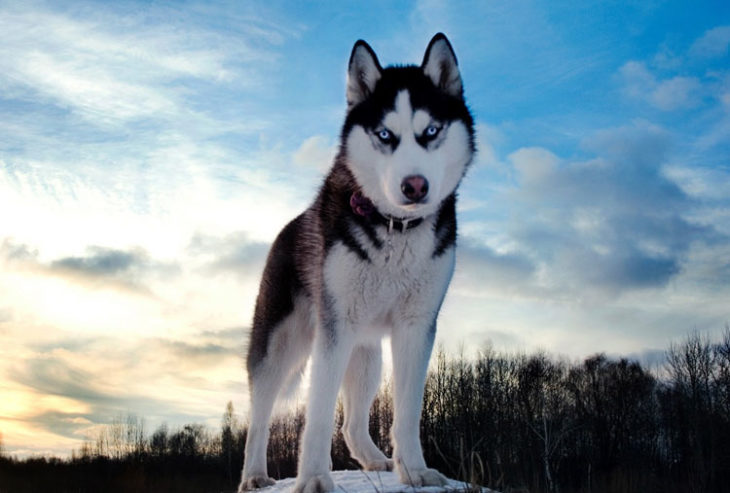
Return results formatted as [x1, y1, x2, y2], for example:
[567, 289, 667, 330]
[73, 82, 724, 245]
[240, 366, 280, 491]
[240, 300, 314, 492]
[342, 343, 393, 471]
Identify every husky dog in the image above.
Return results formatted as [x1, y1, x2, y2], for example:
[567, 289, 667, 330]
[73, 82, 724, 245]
[239, 33, 475, 493]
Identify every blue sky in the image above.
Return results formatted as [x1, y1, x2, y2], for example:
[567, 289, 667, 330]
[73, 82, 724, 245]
[1, 0, 729, 457]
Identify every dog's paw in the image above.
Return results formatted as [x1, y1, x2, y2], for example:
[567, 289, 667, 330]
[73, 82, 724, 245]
[238, 475, 276, 491]
[363, 458, 394, 471]
[293, 473, 335, 493]
[397, 467, 448, 487]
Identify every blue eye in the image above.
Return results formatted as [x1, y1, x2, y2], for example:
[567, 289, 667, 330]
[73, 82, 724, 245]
[377, 129, 392, 142]
[425, 125, 440, 138]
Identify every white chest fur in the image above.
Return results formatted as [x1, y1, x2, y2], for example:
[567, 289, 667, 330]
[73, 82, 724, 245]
[322, 218, 455, 340]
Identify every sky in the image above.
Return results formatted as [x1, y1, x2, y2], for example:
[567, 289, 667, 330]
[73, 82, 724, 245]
[1, 0, 729, 458]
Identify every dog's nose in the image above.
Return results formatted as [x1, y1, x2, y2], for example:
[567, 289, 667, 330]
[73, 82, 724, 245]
[400, 174, 429, 203]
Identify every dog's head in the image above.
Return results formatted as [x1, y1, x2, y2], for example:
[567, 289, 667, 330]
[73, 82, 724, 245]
[341, 33, 475, 220]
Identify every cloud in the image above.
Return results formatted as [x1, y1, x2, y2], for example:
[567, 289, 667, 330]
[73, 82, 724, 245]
[512, 121, 683, 211]
[51, 248, 141, 276]
[575, 246, 680, 290]
[619, 61, 702, 111]
[149, 337, 241, 369]
[0, 2, 290, 127]
[0, 235, 257, 345]
[474, 123, 505, 169]
[293, 135, 337, 173]
[20, 411, 96, 441]
[509, 147, 560, 187]
[15, 50, 177, 123]
[583, 119, 673, 164]
[663, 165, 730, 201]
[0, 307, 11, 325]
[455, 242, 536, 297]
[651, 76, 703, 111]
[49, 246, 181, 292]
[0, 2, 315, 281]
[48, 247, 157, 291]
[620, 61, 656, 99]
[2, 240, 178, 294]
[500, 121, 717, 296]
[3, 328, 248, 453]
[187, 231, 269, 279]
[9, 355, 113, 406]
[618, 26, 730, 113]
[689, 25, 730, 59]
[0, 238, 38, 263]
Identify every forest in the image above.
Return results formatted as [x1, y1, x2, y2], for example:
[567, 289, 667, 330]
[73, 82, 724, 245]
[1, 329, 729, 493]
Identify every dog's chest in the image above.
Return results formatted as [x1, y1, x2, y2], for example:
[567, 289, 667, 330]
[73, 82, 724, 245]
[323, 222, 454, 329]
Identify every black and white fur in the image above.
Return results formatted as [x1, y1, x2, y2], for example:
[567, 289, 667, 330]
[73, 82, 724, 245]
[239, 33, 475, 493]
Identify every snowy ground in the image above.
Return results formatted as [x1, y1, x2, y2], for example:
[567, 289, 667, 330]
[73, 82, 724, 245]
[256, 470, 497, 493]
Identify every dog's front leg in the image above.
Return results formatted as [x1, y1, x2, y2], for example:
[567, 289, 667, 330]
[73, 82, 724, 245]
[294, 317, 354, 493]
[390, 320, 448, 487]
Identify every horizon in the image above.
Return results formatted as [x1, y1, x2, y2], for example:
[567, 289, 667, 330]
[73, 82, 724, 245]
[1, 0, 729, 458]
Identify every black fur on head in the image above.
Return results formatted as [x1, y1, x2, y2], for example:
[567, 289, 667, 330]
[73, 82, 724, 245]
[342, 33, 474, 154]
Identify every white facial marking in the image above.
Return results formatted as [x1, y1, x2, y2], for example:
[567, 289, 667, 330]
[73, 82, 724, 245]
[382, 91, 412, 138]
[412, 110, 431, 135]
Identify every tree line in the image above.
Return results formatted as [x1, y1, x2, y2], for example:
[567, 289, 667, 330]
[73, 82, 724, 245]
[1, 328, 729, 492]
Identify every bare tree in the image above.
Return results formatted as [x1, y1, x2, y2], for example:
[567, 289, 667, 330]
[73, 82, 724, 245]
[665, 331, 720, 491]
[150, 423, 169, 457]
[169, 424, 209, 457]
[667, 332, 715, 408]
[713, 325, 730, 419]
[517, 353, 571, 493]
[222, 401, 237, 483]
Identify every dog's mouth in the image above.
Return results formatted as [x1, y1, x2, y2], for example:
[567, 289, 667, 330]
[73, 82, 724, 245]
[399, 199, 429, 212]
[392, 188, 434, 218]
[350, 191, 427, 219]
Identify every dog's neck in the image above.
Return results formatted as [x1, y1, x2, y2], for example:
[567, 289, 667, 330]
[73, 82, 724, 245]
[349, 192, 424, 233]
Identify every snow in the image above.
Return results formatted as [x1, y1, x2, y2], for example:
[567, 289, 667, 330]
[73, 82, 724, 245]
[257, 470, 497, 493]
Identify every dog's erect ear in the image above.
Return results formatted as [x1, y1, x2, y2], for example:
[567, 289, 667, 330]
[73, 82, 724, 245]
[422, 33, 462, 98]
[347, 40, 382, 108]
